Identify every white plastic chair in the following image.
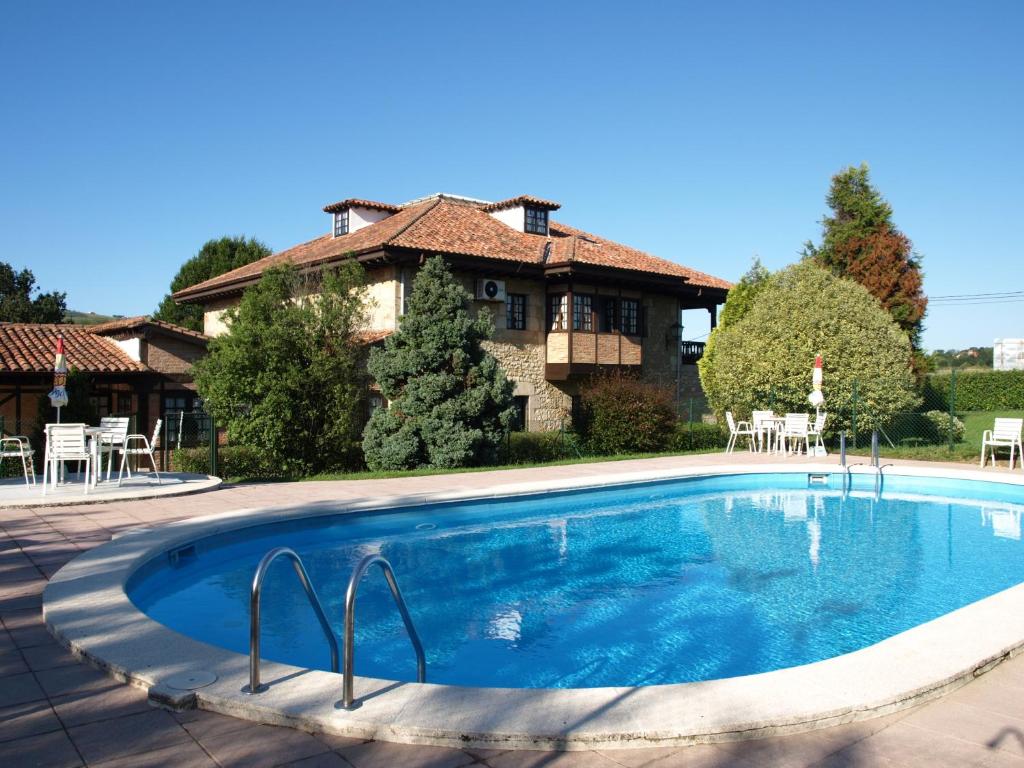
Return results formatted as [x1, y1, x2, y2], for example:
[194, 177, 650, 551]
[781, 413, 810, 456]
[725, 412, 755, 454]
[97, 416, 130, 481]
[752, 410, 776, 453]
[1, 435, 36, 486]
[42, 424, 92, 496]
[808, 412, 827, 456]
[118, 419, 162, 486]
[980, 418, 1024, 469]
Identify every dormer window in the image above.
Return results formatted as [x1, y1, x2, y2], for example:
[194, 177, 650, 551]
[333, 210, 349, 237]
[525, 207, 548, 235]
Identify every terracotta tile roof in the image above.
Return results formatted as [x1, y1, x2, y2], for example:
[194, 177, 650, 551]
[174, 200, 439, 300]
[0, 324, 147, 374]
[174, 196, 731, 300]
[547, 222, 733, 290]
[87, 316, 209, 342]
[355, 329, 393, 345]
[481, 195, 561, 212]
[322, 198, 401, 214]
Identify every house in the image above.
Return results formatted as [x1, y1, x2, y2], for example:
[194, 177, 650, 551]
[0, 318, 208, 440]
[173, 193, 731, 430]
[994, 339, 1024, 371]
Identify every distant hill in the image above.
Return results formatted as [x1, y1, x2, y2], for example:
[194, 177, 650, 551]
[64, 310, 125, 326]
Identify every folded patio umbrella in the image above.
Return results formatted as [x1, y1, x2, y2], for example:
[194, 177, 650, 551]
[48, 333, 69, 420]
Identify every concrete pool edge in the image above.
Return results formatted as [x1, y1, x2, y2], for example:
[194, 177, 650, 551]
[42, 462, 1024, 750]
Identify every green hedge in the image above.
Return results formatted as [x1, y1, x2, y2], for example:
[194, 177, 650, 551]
[504, 431, 583, 464]
[925, 370, 1024, 411]
[174, 445, 280, 480]
[671, 421, 728, 452]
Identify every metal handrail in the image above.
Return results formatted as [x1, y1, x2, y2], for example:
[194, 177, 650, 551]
[343, 553, 426, 709]
[248, 547, 339, 694]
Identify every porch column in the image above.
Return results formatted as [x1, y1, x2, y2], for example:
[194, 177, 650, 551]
[708, 304, 718, 330]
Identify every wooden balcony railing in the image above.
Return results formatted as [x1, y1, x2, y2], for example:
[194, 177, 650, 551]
[681, 341, 705, 365]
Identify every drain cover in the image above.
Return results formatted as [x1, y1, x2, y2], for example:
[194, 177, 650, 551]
[163, 671, 218, 690]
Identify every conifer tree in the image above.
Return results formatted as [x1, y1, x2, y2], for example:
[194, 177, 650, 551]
[803, 164, 927, 349]
[362, 256, 514, 470]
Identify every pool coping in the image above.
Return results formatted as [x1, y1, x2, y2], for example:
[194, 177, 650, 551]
[42, 462, 1024, 751]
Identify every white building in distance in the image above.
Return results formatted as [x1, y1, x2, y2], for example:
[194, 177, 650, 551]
[994, 339, 1024, 370]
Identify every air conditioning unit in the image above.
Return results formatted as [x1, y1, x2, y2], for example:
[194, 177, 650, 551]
[475, 279, 507, 302]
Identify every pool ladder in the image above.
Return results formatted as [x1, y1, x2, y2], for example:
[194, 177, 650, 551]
[841, 431, 892, 498]
[247, 547, 426, 709]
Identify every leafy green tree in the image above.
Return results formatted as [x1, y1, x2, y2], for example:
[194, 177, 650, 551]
[154, 236, 271, 332]
[193, 262, 368, 475]
[0, 262, 67, 322]
[362, 256, 515, 470]
[803, 164, 927, 349]
[699, 262, 917, 433]
[717, 257, 770, 330]
[699, 258, 770, 393]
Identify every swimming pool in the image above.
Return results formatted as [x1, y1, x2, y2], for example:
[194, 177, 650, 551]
[127, 471, 1024, 689]
[43, 463, 1024, 749]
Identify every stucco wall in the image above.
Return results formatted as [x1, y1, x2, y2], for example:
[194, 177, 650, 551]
[203, 297, 237, 338]
[347, 206, 392, 234]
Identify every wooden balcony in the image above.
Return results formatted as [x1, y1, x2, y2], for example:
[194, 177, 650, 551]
[545, 331, 642, 381]
[681, 341, 705, 365]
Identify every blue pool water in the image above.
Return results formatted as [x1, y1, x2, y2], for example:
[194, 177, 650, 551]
[128, 473, 1024, 688]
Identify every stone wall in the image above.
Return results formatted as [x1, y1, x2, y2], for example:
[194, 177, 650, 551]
[481, 340, 572, 431]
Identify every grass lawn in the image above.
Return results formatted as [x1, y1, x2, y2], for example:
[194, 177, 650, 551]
[869, 409, 1024, 463]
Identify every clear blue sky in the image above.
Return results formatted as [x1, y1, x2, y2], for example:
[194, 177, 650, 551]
[2, 1, 1021, 350]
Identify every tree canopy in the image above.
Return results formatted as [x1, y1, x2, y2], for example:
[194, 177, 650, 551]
[803, 164, 927, 349]
[193, 262, 369, 475]
[0, 262, 67, 323]
[362, 256, 514, 470]
[153, 236, 271, 331]
[699, 261, 917, 433]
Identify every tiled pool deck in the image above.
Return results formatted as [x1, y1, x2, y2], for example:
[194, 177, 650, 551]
[4, 452, 1024, 767]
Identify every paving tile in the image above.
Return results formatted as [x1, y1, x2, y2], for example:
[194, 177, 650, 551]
[197, 722, 332, 768]
[3, 619, 53, 649]
[0, 647, 29, 677]
[174, 708, 255, 740]
[51, 681, 150, 727]
[20, 640, 79, 671]
[901, 701, 1024, 757]
[0, 671, 46, 707]
[0, 700, 64, 743]
[67, 709, 194, 764]
[280, 752, 353, 768]
[817, 720, 996, 767]
[313, 730, 368, 750]
[35, 661, 114, 698]
[599, 744, 728, 767]
[88, 739, 218, 767]
[0, 577, 46, 611]
[0, 564, 44, 584]
[0, 729, 83, 768]
[481, 749, 623, 767]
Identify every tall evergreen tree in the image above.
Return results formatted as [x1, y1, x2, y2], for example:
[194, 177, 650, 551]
[362, 256, 515, 470]
[154, 236, 271, 331]
[803, 164, 927, 348]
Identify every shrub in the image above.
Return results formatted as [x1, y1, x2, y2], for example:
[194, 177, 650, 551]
[925, 370, 1024, 411]
[504, 431, 580, 464]
[670, 420, 728, 452]
[922, 410, 965, 444]
[193, 262, 369, 476]
[577, 371, 676, 454]
[699, 262, 917, 434]
[174, 445, 279, 480]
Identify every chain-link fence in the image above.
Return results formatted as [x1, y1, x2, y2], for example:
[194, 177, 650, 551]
[161, 410, 218, 476]
[751, 370, 1023, 462]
